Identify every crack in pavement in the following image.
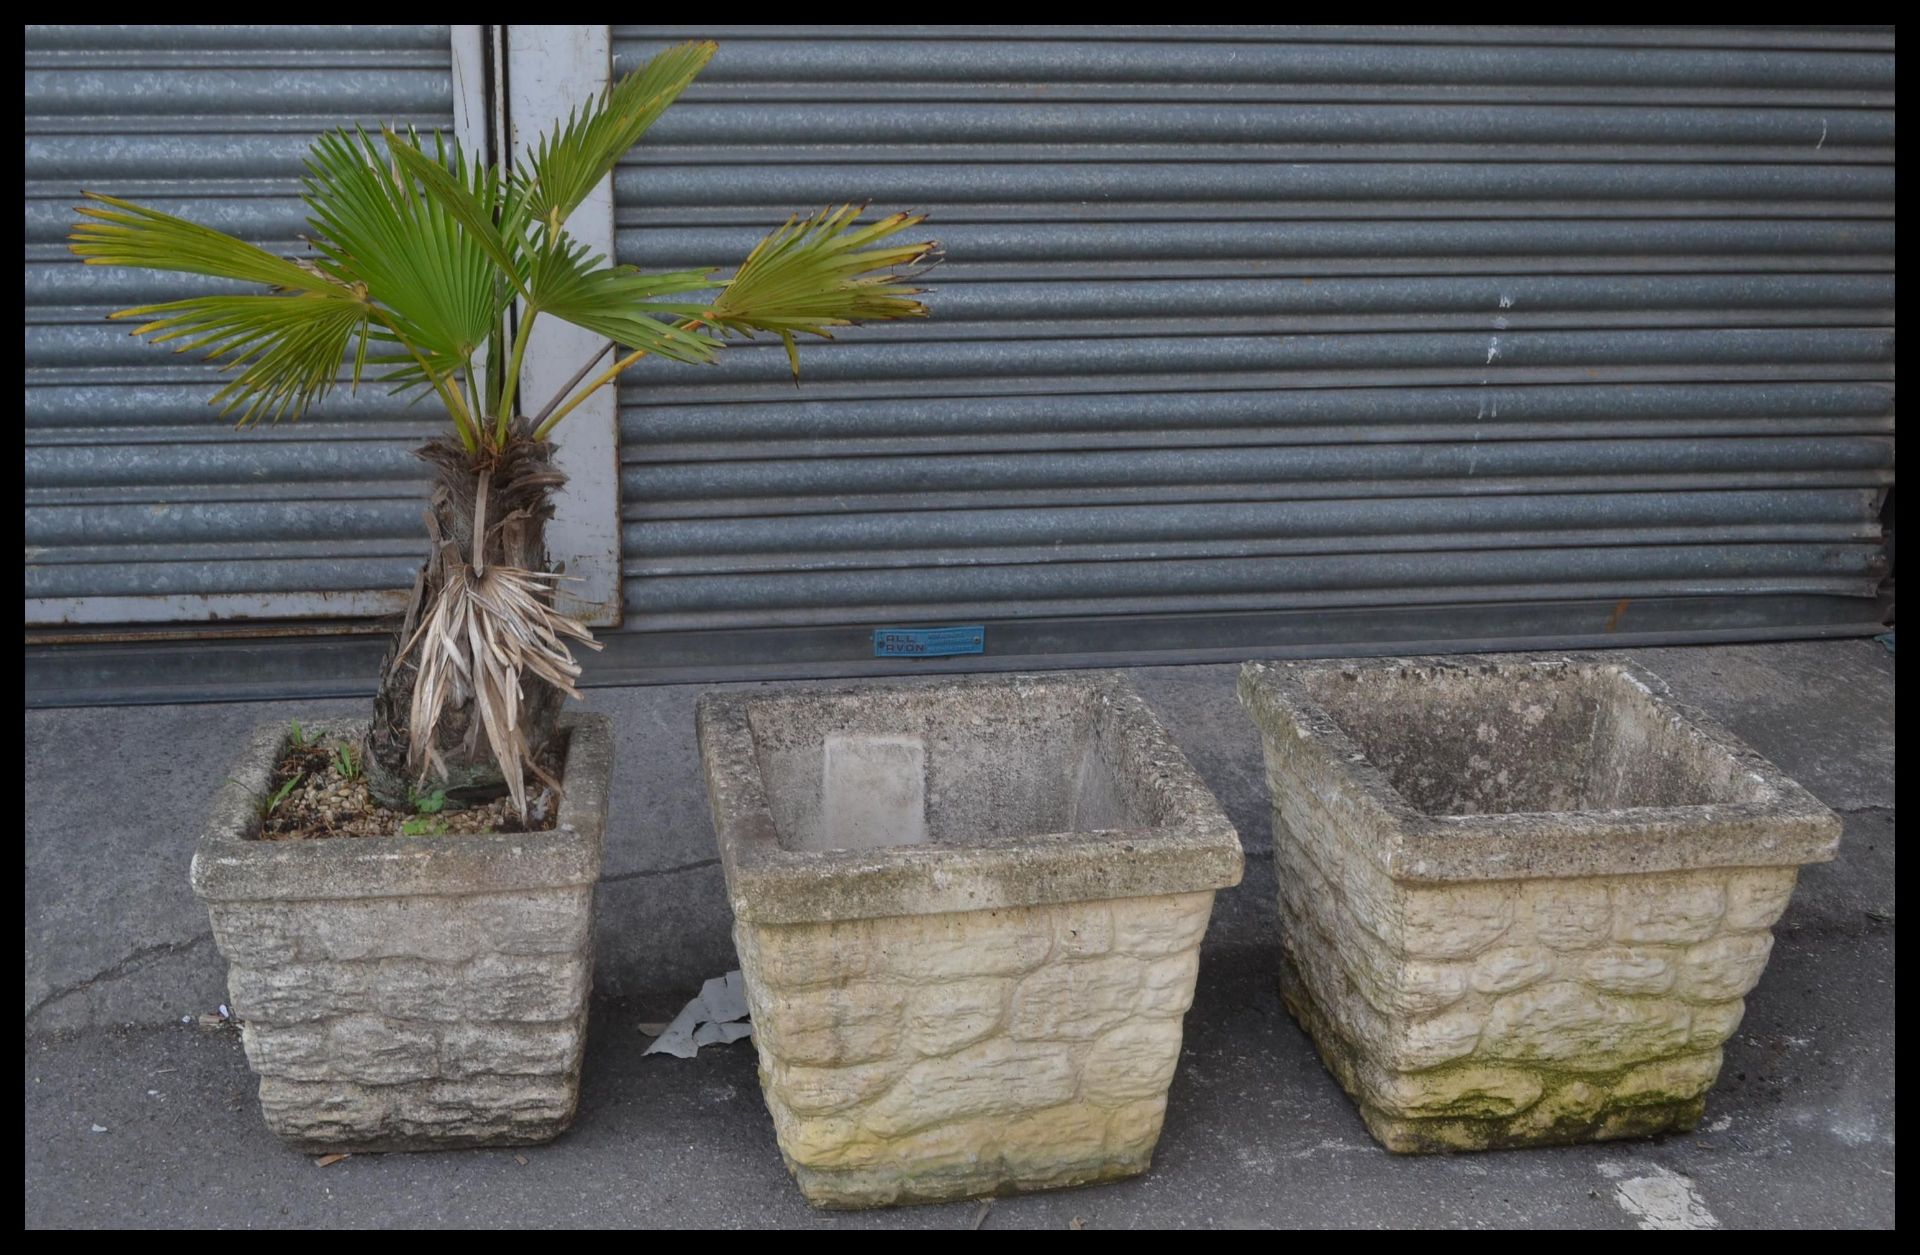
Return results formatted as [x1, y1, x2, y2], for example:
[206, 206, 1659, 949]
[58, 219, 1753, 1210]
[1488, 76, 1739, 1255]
[599, 858, 721, 885]
[24, 933, 214, 1027]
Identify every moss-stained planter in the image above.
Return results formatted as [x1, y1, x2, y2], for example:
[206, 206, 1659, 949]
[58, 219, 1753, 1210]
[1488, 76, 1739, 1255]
[697, 674, 1243, 1208]
[1238, 657, 1839, 1153]
[190, 712, 611, 1152]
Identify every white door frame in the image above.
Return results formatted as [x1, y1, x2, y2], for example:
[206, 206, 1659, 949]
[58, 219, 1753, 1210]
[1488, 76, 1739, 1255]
[456, 24, 625, 628]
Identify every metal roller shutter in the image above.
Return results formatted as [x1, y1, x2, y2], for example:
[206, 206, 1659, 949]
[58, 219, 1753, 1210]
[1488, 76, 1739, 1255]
[24, 25, 457, 626]
[609, 26, 1893, 652]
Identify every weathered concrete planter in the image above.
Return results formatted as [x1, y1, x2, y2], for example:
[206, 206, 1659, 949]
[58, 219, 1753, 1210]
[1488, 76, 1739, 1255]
[697, 674, 1243, 1208]
[1238, 657, 1840, 1153]
[190, 712, 611, 1152]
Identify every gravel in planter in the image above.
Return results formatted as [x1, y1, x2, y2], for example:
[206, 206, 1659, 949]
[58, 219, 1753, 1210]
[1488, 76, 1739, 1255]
[698, 674, 1243, 1208]
[256, 731, 560, 840]
[1239, 657, 1841, 1153]
[190, 712, 611, 1152]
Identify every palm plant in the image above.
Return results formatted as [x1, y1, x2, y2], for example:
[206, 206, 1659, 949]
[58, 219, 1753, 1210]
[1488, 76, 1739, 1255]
[69, 40, 937, 817]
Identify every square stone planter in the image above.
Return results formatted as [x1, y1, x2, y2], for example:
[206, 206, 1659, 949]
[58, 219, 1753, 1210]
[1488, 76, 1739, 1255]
[1238, 657, 1841, 1153]
[189, 711, 611, 1152]
[697, 674, 1243, 1208]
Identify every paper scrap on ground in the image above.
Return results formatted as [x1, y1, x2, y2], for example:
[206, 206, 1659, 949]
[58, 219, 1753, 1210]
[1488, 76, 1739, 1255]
[643, 970, 752, 1058]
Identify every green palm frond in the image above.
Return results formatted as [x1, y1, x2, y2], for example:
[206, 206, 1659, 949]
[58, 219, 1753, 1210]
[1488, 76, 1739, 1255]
[382, 127, 531, 296]
[364, 331, 467, 402]
[69, 38, 939, 449]
[703, 204, 937, 376]
[527, 234, 719, 364]
[70, 193, 342, 296]
[115, 291, 373, 426]
[303, 128, 505, 365]
[518, 40, 716, 233]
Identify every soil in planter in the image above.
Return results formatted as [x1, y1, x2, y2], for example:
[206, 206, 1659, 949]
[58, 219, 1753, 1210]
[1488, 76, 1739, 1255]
[255, 731, 562, 841]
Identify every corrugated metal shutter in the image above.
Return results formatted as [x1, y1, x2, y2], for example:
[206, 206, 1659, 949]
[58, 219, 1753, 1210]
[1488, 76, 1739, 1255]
[610, 26, 1893, 643]
[24, 25, 457, 626]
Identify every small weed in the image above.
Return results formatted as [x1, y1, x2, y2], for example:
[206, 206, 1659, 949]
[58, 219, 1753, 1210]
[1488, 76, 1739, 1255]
[410, 788, 447, 815]
[401, 815, 449, 837]
[265, 773, 303, 816]
[333, 743, 361, 781]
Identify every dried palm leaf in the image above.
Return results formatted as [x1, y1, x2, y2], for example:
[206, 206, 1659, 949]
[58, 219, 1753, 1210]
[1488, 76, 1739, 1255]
[401, 558, 599, 818]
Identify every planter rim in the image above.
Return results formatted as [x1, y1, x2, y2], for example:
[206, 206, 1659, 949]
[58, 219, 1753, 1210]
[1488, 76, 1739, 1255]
[1239, 654, 1840, 884]
[699, 671, 1243, 924]
[190, 710, 611, 903]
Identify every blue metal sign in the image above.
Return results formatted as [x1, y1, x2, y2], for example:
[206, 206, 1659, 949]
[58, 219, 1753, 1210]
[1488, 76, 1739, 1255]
[872, 626, 985, 658]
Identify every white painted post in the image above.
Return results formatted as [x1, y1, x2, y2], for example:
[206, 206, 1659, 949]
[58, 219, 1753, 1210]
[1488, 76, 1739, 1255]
[504, 26, 625, 627]
[450, 26, 503, 167]
[450, 25, 505, 427]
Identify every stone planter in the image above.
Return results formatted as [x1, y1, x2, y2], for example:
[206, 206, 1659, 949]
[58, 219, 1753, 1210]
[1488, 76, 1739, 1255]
[1238, 657, 1840, 1153]
[190, 712, 611, 1152]
[697, 674, 1243, 1208]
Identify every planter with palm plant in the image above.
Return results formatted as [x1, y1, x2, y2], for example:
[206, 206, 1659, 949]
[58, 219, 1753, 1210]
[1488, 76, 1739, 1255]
[73, 40, 936, 1151]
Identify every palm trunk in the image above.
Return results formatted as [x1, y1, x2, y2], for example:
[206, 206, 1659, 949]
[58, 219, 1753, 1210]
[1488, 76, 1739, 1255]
[362, 424, 570, 810]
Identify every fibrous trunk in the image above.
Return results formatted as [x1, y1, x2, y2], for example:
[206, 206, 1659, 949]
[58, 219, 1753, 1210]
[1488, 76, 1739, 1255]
[363, 424, 573, 810]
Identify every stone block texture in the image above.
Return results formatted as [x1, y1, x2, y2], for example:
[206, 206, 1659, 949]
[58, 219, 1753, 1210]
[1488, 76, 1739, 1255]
[191, 713, 611, 1153]
[1239, 657, 1840, 1153]
[736, 890, 1214, 1207]
[699, 674, 1243, 1207]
